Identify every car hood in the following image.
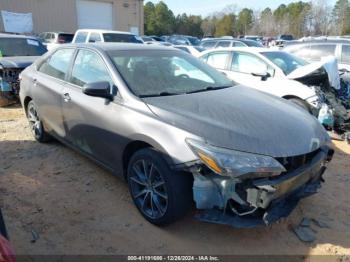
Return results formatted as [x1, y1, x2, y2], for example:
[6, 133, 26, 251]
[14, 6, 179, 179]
[144, 86, 329, 158]
[0, 56, 39, 69]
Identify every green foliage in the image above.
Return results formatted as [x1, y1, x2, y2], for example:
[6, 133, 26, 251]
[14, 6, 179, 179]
[237, 8, 254, 35]
[215, 14, 236, 37]
[143, 0, 350, 38]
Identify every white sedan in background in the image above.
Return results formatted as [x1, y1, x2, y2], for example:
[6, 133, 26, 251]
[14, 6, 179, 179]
[199, 47, 324, 115]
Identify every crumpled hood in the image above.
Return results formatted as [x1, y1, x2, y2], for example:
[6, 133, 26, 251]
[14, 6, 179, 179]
[144, 86, 330, 158]
[0, 56, 39, 69]
[287, 56, 340, 89]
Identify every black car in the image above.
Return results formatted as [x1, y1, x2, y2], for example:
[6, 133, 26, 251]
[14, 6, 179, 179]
[0, 33, 47, 106]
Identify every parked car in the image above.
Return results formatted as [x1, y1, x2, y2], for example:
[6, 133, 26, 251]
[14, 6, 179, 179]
[199, 47, 324, 115]
[72, 29, 143, 44]
[0, 33, 47, 107]
[141, 36, 172, 46]
[272, 34, 294, 47]
[283, 39, 350, 71]
[0, 209, 15, 262]
[20, 43, 333, 228]
[39, 32, 74, 50]
[174, 45, 205, 56]
[200, 38, 263, 50]
[167, 35, 200, 46]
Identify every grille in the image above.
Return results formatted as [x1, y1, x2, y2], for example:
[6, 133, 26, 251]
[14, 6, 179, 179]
[276, 149, 321, 173]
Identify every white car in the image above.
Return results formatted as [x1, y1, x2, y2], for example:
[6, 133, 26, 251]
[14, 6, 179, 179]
[72, 29, 143, 44]
[199, 47, 323, 114]
[174, 45, 206, 57]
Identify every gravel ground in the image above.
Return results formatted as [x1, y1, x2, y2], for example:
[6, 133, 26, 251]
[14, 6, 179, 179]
[0, 105, 350, 257]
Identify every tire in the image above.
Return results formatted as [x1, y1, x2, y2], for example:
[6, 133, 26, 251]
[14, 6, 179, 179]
[127, 148, 192, 226]
[26, 100, 52, 143]
[288, 98, 310, 113]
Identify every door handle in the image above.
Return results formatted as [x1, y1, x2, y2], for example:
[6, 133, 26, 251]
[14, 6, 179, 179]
[63, 93, 71, 102]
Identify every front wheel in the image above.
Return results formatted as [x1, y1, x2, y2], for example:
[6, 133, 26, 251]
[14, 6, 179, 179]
[127, 148, 192, 226]
[26, 101, 52, 143]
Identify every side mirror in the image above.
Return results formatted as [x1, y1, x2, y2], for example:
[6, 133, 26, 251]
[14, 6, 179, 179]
[82, 81, 113, 99]
[251, 71, 271, 81]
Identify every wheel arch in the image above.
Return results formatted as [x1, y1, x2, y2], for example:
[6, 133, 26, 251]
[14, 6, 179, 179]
[122, 136, 175, 178]
[23, 96, 32, 115]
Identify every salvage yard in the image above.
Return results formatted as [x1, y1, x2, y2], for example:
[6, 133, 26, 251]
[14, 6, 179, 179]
[0, 105, 350, 256]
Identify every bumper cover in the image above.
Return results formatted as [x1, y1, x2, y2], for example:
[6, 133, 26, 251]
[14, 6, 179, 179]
[193, 147, 333, 228]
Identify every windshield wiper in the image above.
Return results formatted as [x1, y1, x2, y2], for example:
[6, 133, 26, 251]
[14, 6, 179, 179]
[186, 85, 232, 94]
[140, 91, 182, 98]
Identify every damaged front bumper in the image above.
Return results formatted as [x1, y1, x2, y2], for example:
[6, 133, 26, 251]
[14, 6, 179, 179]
[192, 146, 334, 228]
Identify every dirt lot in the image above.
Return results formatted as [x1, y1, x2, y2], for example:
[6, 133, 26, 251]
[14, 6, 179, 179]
[0, 105, 350, 257]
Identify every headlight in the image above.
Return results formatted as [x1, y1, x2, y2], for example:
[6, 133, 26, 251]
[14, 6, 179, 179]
[186, 139, 286, 179]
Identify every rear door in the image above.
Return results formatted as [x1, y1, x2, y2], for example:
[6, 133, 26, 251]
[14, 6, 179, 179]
[62, 48, 123, 168]
[33, 48, 75, 137]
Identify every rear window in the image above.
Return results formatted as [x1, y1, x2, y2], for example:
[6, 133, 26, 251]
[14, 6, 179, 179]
[103, 33, 142, 43]
[0, 37, 47, 57]
[201, 41, 216, 49]
[58, 33, 74, 43]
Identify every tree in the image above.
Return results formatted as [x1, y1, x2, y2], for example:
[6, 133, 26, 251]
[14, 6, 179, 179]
[215, 14, 236, 36]
[332, 0, 350, 34]
[260, 8, 275, 36]
[237, 8, 253, 35]
[143, 1, 175, 35]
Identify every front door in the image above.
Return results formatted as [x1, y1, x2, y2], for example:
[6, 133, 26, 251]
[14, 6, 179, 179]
[62, 49, 124, 169]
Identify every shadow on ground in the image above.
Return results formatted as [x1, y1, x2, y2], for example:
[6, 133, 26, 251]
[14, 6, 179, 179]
[1, 139, 350, 256]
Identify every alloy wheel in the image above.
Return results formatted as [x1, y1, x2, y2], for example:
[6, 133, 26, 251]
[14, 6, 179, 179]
[129, 159, 168, 219]
[27, 103, 42, 138]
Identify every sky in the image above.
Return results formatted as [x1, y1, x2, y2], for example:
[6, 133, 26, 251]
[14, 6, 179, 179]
[148, 0, 337, 16]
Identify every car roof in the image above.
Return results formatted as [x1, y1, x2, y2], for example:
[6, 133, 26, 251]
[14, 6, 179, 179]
[285, 39, 350, 46]
[60, 42, 176, 52]
[200, 47, 271, 55]
[75, 29, 133, 35]
[0, 33, 38, 39]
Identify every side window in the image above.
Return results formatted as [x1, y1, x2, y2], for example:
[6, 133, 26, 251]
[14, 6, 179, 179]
[75, 32, 88, 43]
[70, 50, 113, 87]
[286, 45, 310, 60]
[231, 52, 268, 74]
[341, 45, 350, 64]
[38, 48, 75, 80]
[216, 41, 231, 48]
[89, 33, 101, 43]
[309, 44, 336, 61]
[233, 41, 245, 47]
[206, 52, 230, 70]
[201, 41, 216, 49]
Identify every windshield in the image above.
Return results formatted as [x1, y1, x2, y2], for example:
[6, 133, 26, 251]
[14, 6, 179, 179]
[0, 38, 47, 57]
[103, 33, 143, 43]
[108, 50, 234, 97]
[261, 51, 308, 75]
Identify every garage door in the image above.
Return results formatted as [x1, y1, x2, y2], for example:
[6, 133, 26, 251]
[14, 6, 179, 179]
[76, 0, 113, 30]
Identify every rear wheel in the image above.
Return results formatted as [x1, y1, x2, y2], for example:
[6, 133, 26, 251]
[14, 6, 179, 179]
[26, 101, 52, 143]
[288, 98, 310, 113]
[127, 148, 192, 225]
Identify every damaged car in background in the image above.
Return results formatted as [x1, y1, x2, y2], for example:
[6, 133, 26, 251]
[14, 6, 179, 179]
[0, 33, 47, 107]
[200, 48, 350, 138]
[19, 44, 333, 228]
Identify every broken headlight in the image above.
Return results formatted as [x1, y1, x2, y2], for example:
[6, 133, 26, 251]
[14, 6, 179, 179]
[186, 139, 286, 179]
